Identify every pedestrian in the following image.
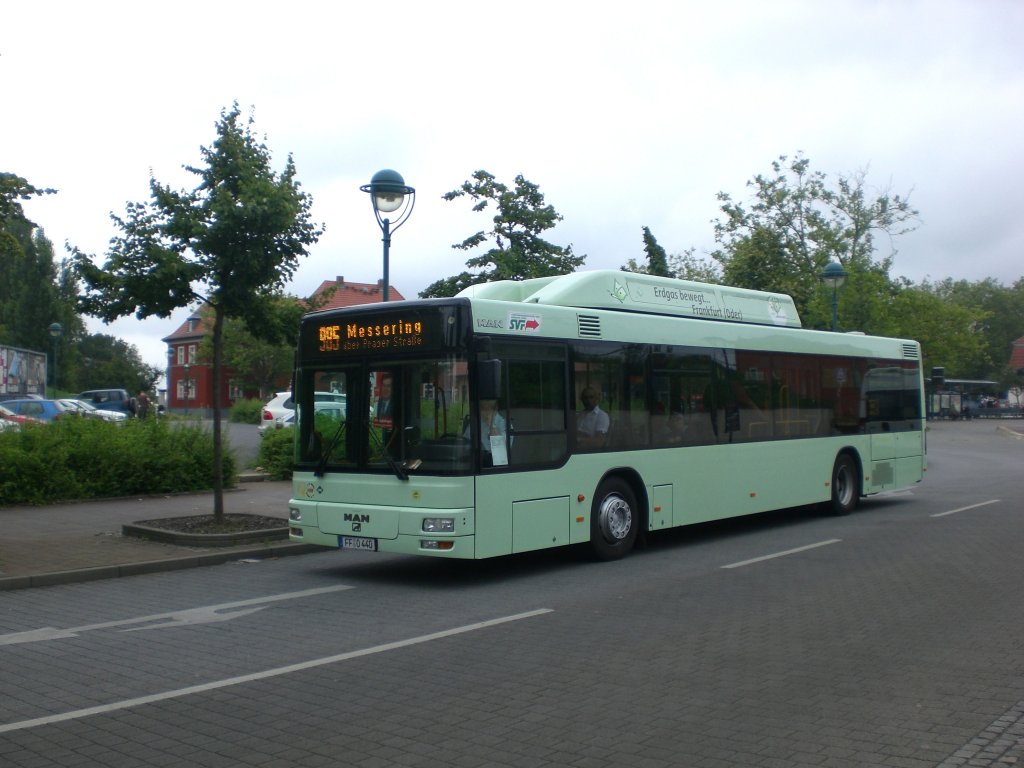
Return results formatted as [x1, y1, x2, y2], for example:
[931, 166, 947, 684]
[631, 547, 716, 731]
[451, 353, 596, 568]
[137, 390, 151, 419]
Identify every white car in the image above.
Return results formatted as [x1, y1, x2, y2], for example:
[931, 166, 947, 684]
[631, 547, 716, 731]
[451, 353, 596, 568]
[262, 403, 346, 434]
[56, 398, 128, 422]
[260, 394, 346, 433]
[259, 391, 294, 432]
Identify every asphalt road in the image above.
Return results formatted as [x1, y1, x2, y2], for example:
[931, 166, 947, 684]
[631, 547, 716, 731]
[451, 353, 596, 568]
[1, 420, 1022, 767]
[223, 420, 263, 470]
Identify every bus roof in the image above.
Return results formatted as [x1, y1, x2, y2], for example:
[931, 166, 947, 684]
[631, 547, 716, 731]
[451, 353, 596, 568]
[456, 270, 802, 329]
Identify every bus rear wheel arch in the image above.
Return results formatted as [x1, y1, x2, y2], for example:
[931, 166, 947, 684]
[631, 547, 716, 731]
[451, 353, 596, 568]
[590, 476, 641, 560]
[828, 452, 860, 516]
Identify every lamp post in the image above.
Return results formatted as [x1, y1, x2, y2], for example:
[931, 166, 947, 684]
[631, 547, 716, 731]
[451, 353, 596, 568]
[48, 322, 62, 394]
[360, 169, 415, 302]
[183, 362, 191, 418]
[819, 261, 848, 332]
[166, 348, 174, 415]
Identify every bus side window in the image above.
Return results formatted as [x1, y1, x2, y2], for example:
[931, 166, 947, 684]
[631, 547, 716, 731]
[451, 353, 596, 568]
[502, 354, 568, 467]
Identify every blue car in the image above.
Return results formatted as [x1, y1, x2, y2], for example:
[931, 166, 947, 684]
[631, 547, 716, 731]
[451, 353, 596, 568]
[1, 399, 68, 423]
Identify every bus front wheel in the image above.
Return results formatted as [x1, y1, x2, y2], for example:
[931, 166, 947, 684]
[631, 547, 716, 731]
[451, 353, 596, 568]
[829, 454, 859, 516]
[590, 478, 639, 560]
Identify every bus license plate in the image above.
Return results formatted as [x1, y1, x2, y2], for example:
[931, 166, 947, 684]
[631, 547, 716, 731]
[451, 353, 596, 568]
[340, 536, 378, 551]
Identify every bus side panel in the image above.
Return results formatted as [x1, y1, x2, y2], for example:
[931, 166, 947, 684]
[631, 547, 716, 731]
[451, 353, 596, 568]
[474, 468, 605, 558]
[512, 496, 571, 553]
[650, 437, 874, 526]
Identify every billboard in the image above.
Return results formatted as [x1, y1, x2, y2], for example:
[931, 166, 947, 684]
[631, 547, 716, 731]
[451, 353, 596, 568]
[0, 344, 47, 397]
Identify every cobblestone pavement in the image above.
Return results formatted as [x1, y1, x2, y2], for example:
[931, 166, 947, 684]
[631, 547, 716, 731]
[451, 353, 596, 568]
[0, 480, 320, 590]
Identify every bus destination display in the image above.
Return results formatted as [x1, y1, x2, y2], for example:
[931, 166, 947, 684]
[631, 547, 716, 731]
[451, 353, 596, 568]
[304, 308, 454, 358]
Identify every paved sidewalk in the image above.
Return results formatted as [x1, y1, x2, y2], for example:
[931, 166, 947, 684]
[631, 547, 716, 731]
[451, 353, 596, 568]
[0, 478, 323, 591]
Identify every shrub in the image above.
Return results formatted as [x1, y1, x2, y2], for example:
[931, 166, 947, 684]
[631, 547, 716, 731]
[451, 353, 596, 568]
[0, 417, 236, 506]
[257, 428, 295, 480]
[229, 398, 264, 424]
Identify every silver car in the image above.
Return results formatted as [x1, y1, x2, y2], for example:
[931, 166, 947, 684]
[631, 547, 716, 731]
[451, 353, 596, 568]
[56, 398, 128, 422]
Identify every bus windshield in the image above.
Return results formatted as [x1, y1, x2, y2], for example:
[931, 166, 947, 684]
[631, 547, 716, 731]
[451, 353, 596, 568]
[296, 355, 473, 475]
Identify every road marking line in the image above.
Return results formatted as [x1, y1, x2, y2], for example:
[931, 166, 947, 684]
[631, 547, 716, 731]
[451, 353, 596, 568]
[0, 608, 553, 734]
[721, 539, 842, 569]
[931, 499, 1001, 518]
[0, 586, 355, 645]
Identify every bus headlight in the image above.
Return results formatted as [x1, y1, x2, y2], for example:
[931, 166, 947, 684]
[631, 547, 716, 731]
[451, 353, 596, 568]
[289, 507, 302, 521]
[422, 518, 455, 533]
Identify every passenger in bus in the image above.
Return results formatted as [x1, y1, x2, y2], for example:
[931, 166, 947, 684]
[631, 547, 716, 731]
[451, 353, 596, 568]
[374, 374, 394, 450]
[464, 399, 508, 466]
[577, 387, 610, 450]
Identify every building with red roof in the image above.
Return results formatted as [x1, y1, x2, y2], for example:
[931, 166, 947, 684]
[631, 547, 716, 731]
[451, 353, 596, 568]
[162, 278, 406, 415]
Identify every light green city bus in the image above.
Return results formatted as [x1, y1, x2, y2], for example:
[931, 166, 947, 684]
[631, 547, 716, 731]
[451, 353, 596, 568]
[286, 270, 925, 560]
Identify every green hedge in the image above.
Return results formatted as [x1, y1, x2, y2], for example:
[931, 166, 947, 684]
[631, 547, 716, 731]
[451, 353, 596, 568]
[229, 398, 264, 424]
[0, 418, 236, 506]
[257, 427, 295, 480]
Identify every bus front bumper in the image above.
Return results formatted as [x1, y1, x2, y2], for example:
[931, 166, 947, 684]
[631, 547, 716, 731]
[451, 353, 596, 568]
[287, 498, 476, 558]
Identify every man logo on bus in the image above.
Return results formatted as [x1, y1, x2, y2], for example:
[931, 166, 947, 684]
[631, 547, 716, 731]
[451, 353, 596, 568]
[508, 313, 541, 332]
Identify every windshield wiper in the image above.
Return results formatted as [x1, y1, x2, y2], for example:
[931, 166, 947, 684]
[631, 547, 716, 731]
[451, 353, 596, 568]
[314, 421, 346, 478]
[367, 420, 408, 481]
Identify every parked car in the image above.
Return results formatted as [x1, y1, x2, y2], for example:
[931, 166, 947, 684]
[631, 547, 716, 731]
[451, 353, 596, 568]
[259, 391, 346, 432]
[56, 398, 128, 422]
[1, 398, 68, 423]
[0, 393, 43, 403]
[259, 391, 294, 432]
[266, 410, 295, 431]
[0, 403, 42, 430]
[76, 388, 136, 415]
[261, 400, 346, 434]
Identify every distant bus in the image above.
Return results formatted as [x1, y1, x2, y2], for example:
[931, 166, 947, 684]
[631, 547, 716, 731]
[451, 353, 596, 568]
[286, 270, 925, 560]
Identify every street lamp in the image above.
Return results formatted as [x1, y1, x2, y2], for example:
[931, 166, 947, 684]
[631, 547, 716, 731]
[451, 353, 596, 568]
[360, 169, 415, 302]
[819, 261, 848, 332]
[183, 362, 191, 418]
[166, 348, 174, 415]
[48, 322, 62, 393]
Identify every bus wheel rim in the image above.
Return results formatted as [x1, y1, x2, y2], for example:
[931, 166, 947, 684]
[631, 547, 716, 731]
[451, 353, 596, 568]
[599, 494, 632, 541]
[836, 464, 852, 505]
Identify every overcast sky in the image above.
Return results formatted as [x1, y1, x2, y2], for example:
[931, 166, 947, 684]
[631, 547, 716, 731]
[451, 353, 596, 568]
[4, 0, 1022, 369]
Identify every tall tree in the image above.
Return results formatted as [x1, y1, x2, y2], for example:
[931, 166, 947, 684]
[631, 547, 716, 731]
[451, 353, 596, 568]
[420, 170, 585, 297]
[71, 104, 323, 519]
[200, 294, 305, 399]
[622, 227, 672, 277]
[881, 287, 990, 378]
[667, 247, 722, 284]
[77, 333, 161, 393]
[712, 154, 919, 321]
[924, 277, 1024, 379]
[0, 173, 76, 355]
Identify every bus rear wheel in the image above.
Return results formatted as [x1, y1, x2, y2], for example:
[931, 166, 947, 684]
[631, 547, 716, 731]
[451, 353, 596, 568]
[828, 453, 859, 516]
[590, 478, 639, 560]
